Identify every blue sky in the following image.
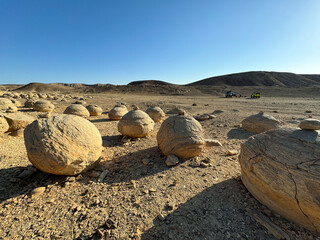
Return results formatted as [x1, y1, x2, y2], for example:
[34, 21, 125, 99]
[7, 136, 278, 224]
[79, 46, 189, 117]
[0, 0, 319, 85]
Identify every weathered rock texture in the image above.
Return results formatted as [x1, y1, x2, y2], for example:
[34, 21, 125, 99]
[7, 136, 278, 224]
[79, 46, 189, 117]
[0, 98, 17, 112]
[64, 104, 90, 118]
[239, 128, 320, 232]
[299, 118, 320, 130]
[157, 115, 205, 158]
[33, 100, 55, 112]
[0, 115, 9, 134]
[241, 113, 282, 133]
[3, 112, 35, 132]
[24, 114, 102, 175]
[146, 106, 166, 123]
[109, 105, 128, 120]
[86, 105, 103, 116]
[118, 110, 154, 138]
[24, 99, 37, 108]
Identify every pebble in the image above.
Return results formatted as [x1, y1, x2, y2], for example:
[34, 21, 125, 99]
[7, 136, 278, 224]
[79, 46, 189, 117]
[205, 139, 222, 146]
[31, 187, 46, 196]
[149, 188, 156, 192]
[158, 214, 165, 221]
[89, 170, 101, 178]
[165, 155, 179, 166]
[226, 150, 238, 156]
[98, 169, 109, 182]
[142, 158, 151, 165]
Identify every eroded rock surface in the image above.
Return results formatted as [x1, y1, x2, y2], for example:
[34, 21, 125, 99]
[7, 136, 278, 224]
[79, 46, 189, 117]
[118, 110, 154, 138]
[299, 118, 320, 130]
[239, 128, 320, 232]
[157, 115, 205, 158]
[24, 114, 102, 175]
[64, 104, 90, 118]
[242, 113, 282, 133]
[3, 112, 35, 132]
[146, 106, 166, 123]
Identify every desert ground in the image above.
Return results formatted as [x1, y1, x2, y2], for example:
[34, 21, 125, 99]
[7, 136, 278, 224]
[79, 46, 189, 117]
[0, 84, 320, 239]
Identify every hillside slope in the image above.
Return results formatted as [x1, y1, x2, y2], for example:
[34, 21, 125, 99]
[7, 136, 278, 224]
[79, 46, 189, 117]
[188, 71, 320, 87]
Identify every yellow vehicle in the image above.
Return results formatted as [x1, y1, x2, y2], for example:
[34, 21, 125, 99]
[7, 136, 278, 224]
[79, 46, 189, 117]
[251, 92, 260, 98]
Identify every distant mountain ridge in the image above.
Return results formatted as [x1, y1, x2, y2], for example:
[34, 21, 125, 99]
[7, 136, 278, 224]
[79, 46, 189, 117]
[187, 71, 320, 87]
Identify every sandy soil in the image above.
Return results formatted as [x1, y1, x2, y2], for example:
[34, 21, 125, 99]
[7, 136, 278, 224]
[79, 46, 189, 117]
[0, 89, 320, 239]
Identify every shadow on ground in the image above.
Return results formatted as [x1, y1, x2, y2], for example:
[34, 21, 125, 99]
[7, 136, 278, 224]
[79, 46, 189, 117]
[90, 118, 113, 123]
[141, 178, 278, 240]
[227, 128, 255, 140]
[101, 146, 168, 184]
[0, 166, 66, 203]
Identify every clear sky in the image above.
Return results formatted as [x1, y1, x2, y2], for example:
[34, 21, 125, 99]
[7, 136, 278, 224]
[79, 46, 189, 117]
[0, 0, 319, 85]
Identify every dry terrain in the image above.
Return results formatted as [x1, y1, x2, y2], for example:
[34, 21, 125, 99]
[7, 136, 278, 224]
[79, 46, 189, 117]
[0, 85, 320, 239]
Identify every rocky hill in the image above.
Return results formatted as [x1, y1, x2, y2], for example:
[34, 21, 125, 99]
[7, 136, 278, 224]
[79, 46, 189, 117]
[187, 71, 320, 87]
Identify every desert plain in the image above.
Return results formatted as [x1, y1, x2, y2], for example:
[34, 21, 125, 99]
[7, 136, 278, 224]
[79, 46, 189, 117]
[0, 81, 320, 240]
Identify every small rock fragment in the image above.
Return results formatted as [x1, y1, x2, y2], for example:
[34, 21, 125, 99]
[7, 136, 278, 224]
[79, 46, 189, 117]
[98, 169, 109, 182]
[205, 139, 222, 146]
[142, 158, 151, 165]
[31, 187, 45, 196]
[165, 155, 179, 166]
[226, 150, 238, 156]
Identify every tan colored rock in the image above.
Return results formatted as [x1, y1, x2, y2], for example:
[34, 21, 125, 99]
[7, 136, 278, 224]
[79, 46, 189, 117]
[239, 128, 320, 232]
[241, 113, 282, 133]
[194, 114, 211, 121]
[31, 186, 46, 196]
[24, 114, 103, 175]
[0, 115, 9, 134]
[24, 99, 37, 108]
[86, 105, 103, 116]
[109, 105, 128, 120]
[3, 112, 35, 132]
[33, 100, 55, 112]
[299, 118, 320, 130]
[0, 98, 17, 112]
[205, 139, 222, 146]
[146, 106, 166, 123]
[157, 115, 205, 158]
[64, 104, 90, 118]
[226, 149, 238, 156]
[166, 108, 186, 115]
[118, 110, 154, 138]
[165, 155, 179, 166]
[10, 128, 24, 137]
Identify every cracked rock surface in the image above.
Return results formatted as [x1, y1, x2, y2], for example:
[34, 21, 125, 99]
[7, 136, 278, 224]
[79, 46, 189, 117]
[239, 127, 320, 232]
[24, 114, 103, 175]
[241, 113, 282, 133]
[157, 115, 205, 158]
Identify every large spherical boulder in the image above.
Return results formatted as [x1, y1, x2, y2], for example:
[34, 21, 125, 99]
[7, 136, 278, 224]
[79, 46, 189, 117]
[157, 115, 205, 159]
[118, 110, 154, 138]
[3, 112, 35, 132]
[33, 100, 55, 112]
[241, 113, 282, 133]
[108, 105, 128, 120]
[86, 105, 103, 116]
[239, 128, 320, 232]
[146, 106, 166, 123]
[64, 104, 90, 118]
[0, 115, 9, 134]
[24, 114, 102, 175]
[0, 98, 17, 112]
